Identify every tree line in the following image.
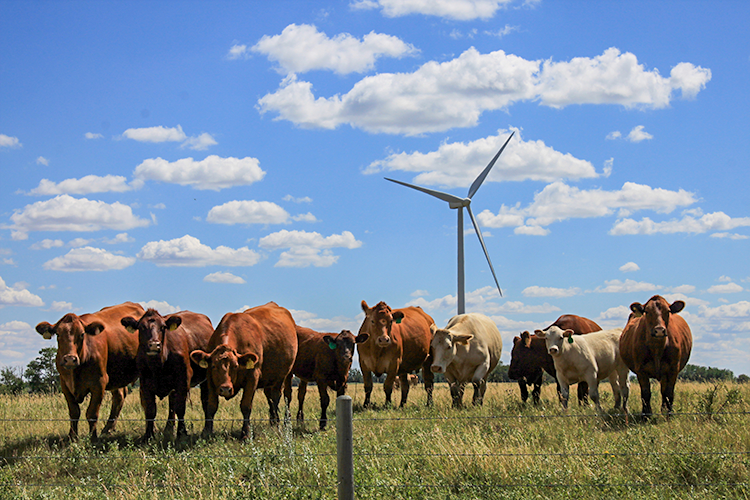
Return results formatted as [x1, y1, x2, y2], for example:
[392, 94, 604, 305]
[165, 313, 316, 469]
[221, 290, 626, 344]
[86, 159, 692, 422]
[1, 347, 747, 395]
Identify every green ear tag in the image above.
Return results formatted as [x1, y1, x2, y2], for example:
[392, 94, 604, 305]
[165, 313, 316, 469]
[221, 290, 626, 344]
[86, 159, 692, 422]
[395, 318, 402, 324]
[568, 336, 574, 344]
[328, 342, 337, 350]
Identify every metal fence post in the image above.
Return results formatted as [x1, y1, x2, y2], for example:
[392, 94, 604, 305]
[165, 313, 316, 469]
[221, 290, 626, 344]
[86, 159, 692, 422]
[336, 395, 354, 500]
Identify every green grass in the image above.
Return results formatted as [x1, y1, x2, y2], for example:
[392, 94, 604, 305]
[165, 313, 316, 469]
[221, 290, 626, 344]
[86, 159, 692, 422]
[0, 381, 748, 499]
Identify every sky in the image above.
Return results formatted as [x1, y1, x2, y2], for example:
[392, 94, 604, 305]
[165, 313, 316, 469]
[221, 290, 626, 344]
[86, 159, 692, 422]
[1, 0, 749, 376]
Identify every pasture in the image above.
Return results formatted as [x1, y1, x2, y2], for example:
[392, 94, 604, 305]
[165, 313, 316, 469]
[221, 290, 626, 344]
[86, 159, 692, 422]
[0, 380, 748, 499]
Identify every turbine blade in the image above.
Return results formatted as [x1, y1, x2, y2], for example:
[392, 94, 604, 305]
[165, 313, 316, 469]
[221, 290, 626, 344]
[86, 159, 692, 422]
[466, 205, 503, 297]
[385, 178, 465, 205]
[467, 130, 515, 199]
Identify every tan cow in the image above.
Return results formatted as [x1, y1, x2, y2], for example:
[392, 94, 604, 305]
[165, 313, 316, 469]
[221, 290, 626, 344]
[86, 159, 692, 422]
[430, 313, 503, 408]
[36, 301, 144, 439]
[190, 302, 297, 439]
[357, 300, 435, 408]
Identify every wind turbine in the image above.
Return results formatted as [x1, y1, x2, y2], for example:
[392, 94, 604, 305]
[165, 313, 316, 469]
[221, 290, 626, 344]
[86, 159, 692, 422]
[385, 131, 514, 315]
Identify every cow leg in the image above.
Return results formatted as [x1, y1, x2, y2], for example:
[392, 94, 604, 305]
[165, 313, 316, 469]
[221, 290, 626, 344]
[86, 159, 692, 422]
[517, 380, 529, 403]
[172, 388, 189, 438]
[282, 373, 293, 408]
[609, 374, 622, 410]
[660, 372, 678, 416]
[101, 387, 127, 436]
[448, 376, 464, 408]
[297, 381, 308, 423]
[586, 374, 602, 412]
[637, 373, 653, 418]
[422, 358, 434, 407]
[362, 368, 374, 408]
[471, 364, 490, 406]
[201, 387, 219, 438]
[557, 377, 570, 410]
[140, 387, 157, 441]
[164, 392, 177, 436]
[85, 386, 106, 439]
[398, 373, 410, 408]
[577, 382, 590, 406]
[317, 382, 330, 430]
[62, 387, 81, 440]
[383, 372, 397, 407]
[531, 371, 543, 405]
[264, 383, 283, 426]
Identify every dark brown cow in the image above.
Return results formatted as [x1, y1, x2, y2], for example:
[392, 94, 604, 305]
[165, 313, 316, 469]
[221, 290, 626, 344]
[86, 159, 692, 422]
[121, 309, 213, 441]
[283, 326, 369, 430]
[508, 315, 602, 405]
[35, 301, 144, 439]
[620, 295, 692, 417]
[190, 302, 297, 439]
[357, 300, 435, 408]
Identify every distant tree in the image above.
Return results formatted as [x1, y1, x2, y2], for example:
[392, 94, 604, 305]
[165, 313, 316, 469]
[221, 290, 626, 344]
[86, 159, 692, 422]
[0, 366, 26, 395]
[348, 368, 363, 383]
[487, 362, 511, 383]
[678, 364, 734, 383]
[24, 347, 59, 394]
[737, 374, 750, 384]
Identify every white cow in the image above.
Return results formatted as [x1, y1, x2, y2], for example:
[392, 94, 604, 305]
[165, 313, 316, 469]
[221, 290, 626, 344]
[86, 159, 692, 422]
[535, 325, 630, 412]
[430, 313, 503, 408]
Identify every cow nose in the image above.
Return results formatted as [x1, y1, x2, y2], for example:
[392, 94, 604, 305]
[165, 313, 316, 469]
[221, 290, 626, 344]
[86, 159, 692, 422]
[147, 340, 161, 354]
[218, 385, 233, 398]
[376, 336, 391, 346]
[548, 346, 559, 355]
[652, 326, 666, 337]
[430, 365, 442, 373]
[62, 355, 79, 368]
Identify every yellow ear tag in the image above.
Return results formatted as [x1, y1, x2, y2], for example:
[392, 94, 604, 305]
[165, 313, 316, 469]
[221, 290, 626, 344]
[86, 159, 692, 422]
[126, 326, 136, 334]
[245, 359, 255, 369]
[42, 332, 53, 340]
[199, 360, 209, 369]
[168, 323, 179, 331]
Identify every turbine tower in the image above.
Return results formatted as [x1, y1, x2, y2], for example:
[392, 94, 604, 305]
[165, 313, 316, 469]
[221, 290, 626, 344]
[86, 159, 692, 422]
[385, 131, 514, 315]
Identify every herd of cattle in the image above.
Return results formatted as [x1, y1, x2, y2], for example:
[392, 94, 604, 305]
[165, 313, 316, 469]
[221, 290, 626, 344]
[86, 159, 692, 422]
[33, 295, 692, 441]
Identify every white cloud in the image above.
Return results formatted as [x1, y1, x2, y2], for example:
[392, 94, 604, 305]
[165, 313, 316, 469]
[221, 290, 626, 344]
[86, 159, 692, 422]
[121, 125, 217, 150]
[711, 232, 748, 240]
[68, 238, 92, 248]
[514, 225, 550, 236]
[283, 195, 313, 204]
[619, 262, 640, 273]
[368, 129, 598, 187]
[30, 239, 64, 250]
[43, 247, 136, 272]
[479, 181, 697, 233]
[594, 279, 660, 293]
[9, 195, 150, 240]
[259, 229, 362, 267]
[138, 300, 181, 315]
[251, 24, 417, 75]
[706, 283, 743, 294]
[411, 289, 429, 297]
[137, 235, 262, 267]
[292, 213, 318, 223]
[133, 155, 265, 191]
[207, 200, 291, 225]
[598, 305, 631, 321]
[718, 275, 732, 282]
[258, 47, 711, 135]
[204, 271, 247, 284]
[180, 132, 218, 151]
[102, 233, 134, 244]
[350, 0, 512, 20]
[51, 301, 73, 311]
[28, 175, 134, 196]
[522, 286, 580, 298]
[699, 301, 750, 318]
[606, 131, 622, 140]
[288, 308, 361, 333]
[610, 211, 750, 236]
[0, 134, 21, 148]
[84, 132, 103, 139]
[227, 43, 250, 60]
[626, 125, 653, 142]
[670, 284, 696, 294]
[36, 156, 49, 166]
[0, 276, 44, 307]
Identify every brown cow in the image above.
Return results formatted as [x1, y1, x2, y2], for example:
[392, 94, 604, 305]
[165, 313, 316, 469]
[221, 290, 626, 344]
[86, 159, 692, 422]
[121, 309, 213, 441]
[35, 301, 144, 439]
[508, 315, 601, 405]
[620, 295, 692, 417]
[283, 326, 369, 430]
[190, 302, 297, 439]
[357, 300, 435, 408]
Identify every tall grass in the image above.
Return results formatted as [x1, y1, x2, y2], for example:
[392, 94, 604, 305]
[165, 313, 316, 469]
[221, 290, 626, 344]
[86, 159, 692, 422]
[0, 381, 748, 499]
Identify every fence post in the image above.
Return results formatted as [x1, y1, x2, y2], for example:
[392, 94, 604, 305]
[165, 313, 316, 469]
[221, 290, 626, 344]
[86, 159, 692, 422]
[336, 395, 354, 500]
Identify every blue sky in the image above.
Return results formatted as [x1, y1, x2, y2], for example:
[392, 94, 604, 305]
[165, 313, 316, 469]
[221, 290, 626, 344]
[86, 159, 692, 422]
[1, 0, 748, 376]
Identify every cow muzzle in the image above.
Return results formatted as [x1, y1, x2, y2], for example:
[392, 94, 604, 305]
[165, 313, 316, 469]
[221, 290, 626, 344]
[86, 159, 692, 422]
[376, 336, 391, 347]
[61, 355, 79, 369]
[548, 346, 559, 356]
[218, 385, 233, 398]
[430, 365, 444, 374]
[147, 340, 161, 355]
[651, 327, 667, 338]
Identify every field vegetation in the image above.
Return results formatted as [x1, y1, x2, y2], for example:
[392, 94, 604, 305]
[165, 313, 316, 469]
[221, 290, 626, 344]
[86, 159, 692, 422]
[0, 380, 748, 499]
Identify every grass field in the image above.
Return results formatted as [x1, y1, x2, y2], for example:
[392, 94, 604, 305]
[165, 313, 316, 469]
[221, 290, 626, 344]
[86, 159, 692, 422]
[0, 380, 748, 499]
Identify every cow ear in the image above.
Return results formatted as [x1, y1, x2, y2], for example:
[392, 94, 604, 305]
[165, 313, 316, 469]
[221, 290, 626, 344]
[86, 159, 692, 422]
[190, 350, 210, 369]
[239, 352, 259, 370]
[392, 311, 404, 324]
[630, 302, 644, 317]
[355, 333, 369, 344]
[513, 336, 520, 345]
[85, 322, 105, 336]
[670, 301, 685, 314]
[361, 300, 370, 313]
[534, 329, 546, 338]
[166, 316, 182, 331]
[563, 330, 574, 338]
[36, 322, 55, 340]
[323, 335, 337, 349]
[121, 317, 138, 334]
[454, 333, 473, 345]
[430, 323, 438, 336]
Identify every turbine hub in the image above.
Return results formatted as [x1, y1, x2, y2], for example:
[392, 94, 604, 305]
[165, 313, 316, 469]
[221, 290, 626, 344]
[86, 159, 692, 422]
[449, 199, 471, 209]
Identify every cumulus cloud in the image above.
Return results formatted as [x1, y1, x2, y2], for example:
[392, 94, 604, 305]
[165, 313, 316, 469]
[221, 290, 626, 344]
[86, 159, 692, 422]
[598, 305, 631, 322]
[0, 134, 21, 148]
[250, 24, 417, 75]
[258, 229, 362, 267]
[606, 131, 622, 140]
[350, 0, 513, 20]
[51, 301, 73, 311]
[42, 247, 136, 272]
[207, 200, 292, 225]
[711, 232, 748, 240]
[121, 125, 217, 150]
[203, 271, 247, 284]
[84, 132, 103, 139]
[8, 195, 150, 240]
[258, 47, 711, 135]
[626, 125, 653, 142]
[27, 175, 134, 196]
[479, 181, 697, 233]
[0, 276, 44, 307]
[36, 157, 49, 166]
[706, 282, 743, 294]
[133, 156, 265, 191]
[30, 239, 64, 250]
[593, 279, 660, 293]
[521, 286, 580, 298]
[283, 195, 313, 204]
[610, 210, 750, 236]
[137, 235, 262, 267]
[289, 308, 361, 333]
[368, 129, 597, 187]
[138, 300, 181, 315]
[619, 262, 640, 273]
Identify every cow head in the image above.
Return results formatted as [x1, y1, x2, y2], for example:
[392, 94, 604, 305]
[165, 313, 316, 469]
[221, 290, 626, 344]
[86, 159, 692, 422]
[323, 330, 369, 377]
[122, 309, 181, 358]
[429, 323, 473, 374]
[535, 325, 573, 357]
[508, 331, 537, 381]
[360, 300, 402, 348]
[190, 345, 258, 399]
[36, 314, 103, 370]
[630, 295, 685, 338]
